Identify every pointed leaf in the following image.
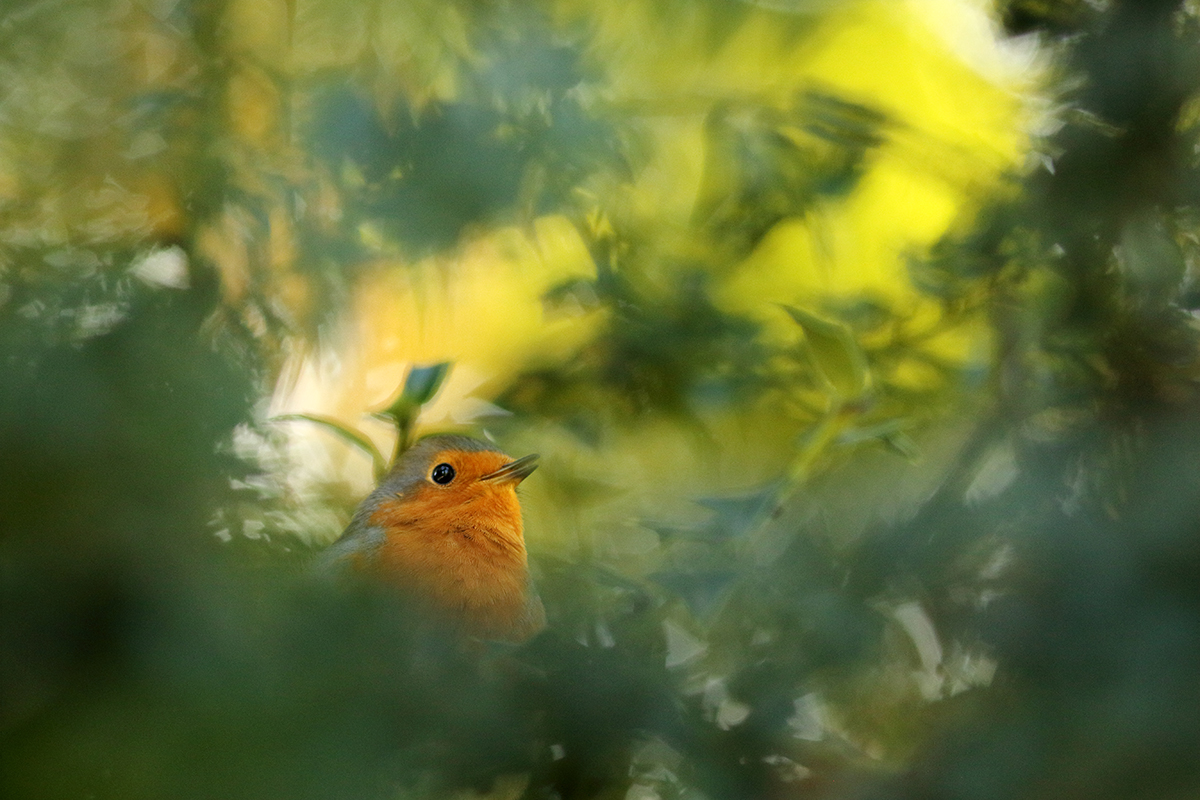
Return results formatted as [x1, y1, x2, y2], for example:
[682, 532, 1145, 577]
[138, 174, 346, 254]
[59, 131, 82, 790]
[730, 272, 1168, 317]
[782, 305, 871, 399]
[693, 481, 782, 540]
[837, 417, 911, 445]
[377, 362, 453, 463]
[838, 418, 922, 460]
[380, 362, 451, 420]
[403, 362, 452, 406]
[649, 568, 737, 619]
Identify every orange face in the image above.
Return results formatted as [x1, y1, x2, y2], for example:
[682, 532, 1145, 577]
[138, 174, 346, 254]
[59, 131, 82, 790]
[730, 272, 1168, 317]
[370, 449, 530, 544]
[366, 447, 541, 640]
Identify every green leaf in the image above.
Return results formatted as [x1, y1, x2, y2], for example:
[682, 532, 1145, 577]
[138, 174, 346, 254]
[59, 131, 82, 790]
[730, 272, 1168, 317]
[273, 413, 387, 481]
[837, 417, 911, 445]
[374, 362, 452, 464]
[882, 431, 922, 462]
[782, 305, 871, 400]
[648, 568, 737, 618]
[838, 418, 921, 460]
[693, 481, 782, 540]
[382, 362, 452, 418]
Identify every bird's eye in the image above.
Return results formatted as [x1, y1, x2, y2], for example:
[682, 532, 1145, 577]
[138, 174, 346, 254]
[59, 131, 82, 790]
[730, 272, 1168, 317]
[431, 463, 456, 485]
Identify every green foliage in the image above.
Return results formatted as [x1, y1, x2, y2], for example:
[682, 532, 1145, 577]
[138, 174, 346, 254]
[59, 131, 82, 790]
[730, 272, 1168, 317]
[276, 362, 452, 479]
[512, 264, 769, 432]
[4, 2, 1200, 800]
[694, 92, 888, 259]
[782, 304, 871, 401]
[377, 362, 454, 460]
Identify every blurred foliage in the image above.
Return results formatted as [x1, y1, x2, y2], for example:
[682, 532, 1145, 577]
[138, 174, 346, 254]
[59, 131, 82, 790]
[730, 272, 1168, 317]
[3, 1, 1200, 800]
[276, 361, 452, 478]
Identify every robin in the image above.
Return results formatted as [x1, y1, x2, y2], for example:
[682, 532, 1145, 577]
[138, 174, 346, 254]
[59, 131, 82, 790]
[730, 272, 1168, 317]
[317, 434, 546, 643]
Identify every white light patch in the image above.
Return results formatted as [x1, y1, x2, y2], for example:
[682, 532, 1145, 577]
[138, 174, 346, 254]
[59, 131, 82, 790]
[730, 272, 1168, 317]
[891, 600, 945, 700]
[130, 246, 189, 289]
[787, 693, 826, 741]
[964, 441, 1018, 506]
[908, 0, 1045, 85]
[703, 677, 751, 729]
[624, 784, 660, 800]
[662, 619, 707, 669]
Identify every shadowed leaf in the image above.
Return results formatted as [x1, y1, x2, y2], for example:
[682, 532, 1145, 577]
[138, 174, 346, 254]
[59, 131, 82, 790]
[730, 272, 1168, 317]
[649, 568, 738, 618]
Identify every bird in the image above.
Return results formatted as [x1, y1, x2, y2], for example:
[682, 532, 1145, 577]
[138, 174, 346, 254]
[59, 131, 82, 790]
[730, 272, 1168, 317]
[317, 434, 546, 643]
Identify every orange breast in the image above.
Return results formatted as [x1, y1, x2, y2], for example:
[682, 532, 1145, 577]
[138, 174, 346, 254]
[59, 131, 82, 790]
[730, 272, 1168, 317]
[366, 460, 543, 642]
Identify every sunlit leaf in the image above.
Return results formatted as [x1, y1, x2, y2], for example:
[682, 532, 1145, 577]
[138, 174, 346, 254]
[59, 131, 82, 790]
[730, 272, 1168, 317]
[274, 413, 387, 480]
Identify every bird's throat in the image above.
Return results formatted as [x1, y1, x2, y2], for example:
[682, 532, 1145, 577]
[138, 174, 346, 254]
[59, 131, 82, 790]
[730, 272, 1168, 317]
[368, 487, 535, 640]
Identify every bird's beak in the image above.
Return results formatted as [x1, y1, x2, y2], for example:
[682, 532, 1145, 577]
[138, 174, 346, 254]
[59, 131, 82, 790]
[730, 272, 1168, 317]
[480, 453, 539, 485]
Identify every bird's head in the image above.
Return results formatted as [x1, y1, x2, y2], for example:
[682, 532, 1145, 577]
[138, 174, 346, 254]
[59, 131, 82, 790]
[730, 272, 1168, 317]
[327, 433, 545, 642]
[363, 434, 538, 548]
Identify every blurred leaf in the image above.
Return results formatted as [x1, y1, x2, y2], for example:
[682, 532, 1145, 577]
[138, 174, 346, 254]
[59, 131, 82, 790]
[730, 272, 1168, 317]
[542, 278, 602, 316]
[649, 568, 738, 619]
[379, 362, 453, 419]
[782, 305, 871, 400]
[693, 91, 886, 257]
[505, 270, 767, 422]
[837, 417, 911, 445]
[371, 362, 453, 463]
[1116, 212, 1186, 308]
[999, 0, 1092, 36]
[882, 430, 922, 462]
[541, 469, 626, 509]
[693, 482, 782, 540]
[839, 418, 923, 461]
[274, 413, 387, 480]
